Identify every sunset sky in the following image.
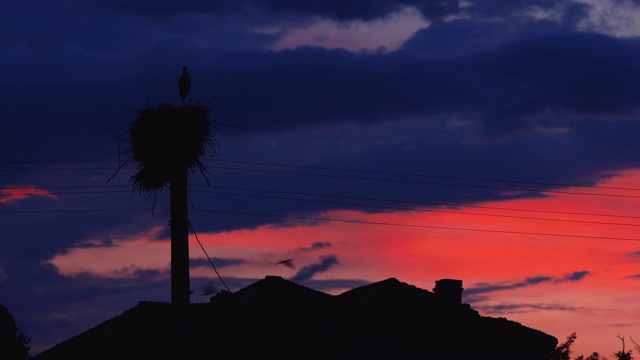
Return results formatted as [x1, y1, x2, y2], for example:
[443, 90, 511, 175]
[2, 0, 640, 356]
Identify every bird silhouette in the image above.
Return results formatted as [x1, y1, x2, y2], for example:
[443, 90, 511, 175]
[178, 65, 191, 103]
[275, 259, 295, 269]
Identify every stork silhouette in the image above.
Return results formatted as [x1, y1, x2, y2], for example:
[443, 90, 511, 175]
[178, 66, 191, 103]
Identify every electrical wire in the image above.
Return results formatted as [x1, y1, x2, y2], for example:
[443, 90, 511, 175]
[4, 182, 640, 221]
[3, 204, 637, 243]
[191, 208, 640, 242]
[192, 184, 640, 220]
[206, 165, 640, 199]
[6, 183, 640, 226]
[1, 185, 130, 190]
[0, 208, 167, 214]
[0, 160, 118, 164]
[0, 167, 132, 171]
[188, 220, 231, 292]
[3, 158, 640, 197]
[1, 157, 638, 194]
[3, 157, 640, 241]
[190, 189, 640, 228]
[206, 159, 640, 192]
[0, 190, 130, 197]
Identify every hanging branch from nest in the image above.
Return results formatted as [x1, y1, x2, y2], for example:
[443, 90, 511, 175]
[106, 130, 131, 184]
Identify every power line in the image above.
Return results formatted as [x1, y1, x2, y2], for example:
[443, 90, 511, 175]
[0, 190, 130, 197]
[3, 158, 640, 236]
[0, 190, 638, 242]
[191, 208, 640, 242]
[0, 160, 118, 164]
[4, 204, 637, 241]
[0, 167, 131, 172]
[188, 220, 231, 292]
[4, 187, 640, 230]
[205, 165, 640, 199]
[190, 189, 640, 228]
[0, 207, 166, 214]
[19, 163, 640, 199]
[1, 185, 130, 190]
[4, 182, 640, 224]
[3, 181, 638, 221]
[3, 157, 640, 194]
[207, 159, 640, 192]
[192, 184, 640, 220]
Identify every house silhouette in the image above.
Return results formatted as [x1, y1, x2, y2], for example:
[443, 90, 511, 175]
[33, 277, 557, 359]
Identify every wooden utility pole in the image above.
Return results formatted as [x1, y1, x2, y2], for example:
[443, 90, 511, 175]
[126, 67, 212, 308]
[170, 167, 190, 307]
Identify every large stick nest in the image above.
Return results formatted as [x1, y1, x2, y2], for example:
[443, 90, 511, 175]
[126, 102, 216, 192]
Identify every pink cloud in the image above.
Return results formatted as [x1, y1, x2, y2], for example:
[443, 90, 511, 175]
[0, 186, 58, 204]
[48, 227, 170, 278]
[270, 8, 428, 52]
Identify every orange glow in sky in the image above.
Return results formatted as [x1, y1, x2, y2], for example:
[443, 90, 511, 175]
[48, 170, 640, 356]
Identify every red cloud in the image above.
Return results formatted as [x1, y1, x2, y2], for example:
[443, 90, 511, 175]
[0, 187, 58, 204]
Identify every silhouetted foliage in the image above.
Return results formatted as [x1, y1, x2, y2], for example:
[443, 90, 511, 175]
[615, 351, 633, 360]
[575, 352, 606, 360]
[126, 102, 217, 192]
[551, 333, 640, 360]
[551, 333, 577, 360]
[0, 304, 31, 360]
[613, 334, 633, 360]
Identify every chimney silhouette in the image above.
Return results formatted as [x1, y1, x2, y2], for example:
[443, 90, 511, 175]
[434, 279, 463, 304]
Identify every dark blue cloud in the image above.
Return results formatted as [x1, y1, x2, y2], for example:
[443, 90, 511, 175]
[297, 241, 332, 252]
[188, 32, 640, 142]
[289, 255, 339, 283]
[109, 0, 244, 17]
[473, 302, 591, 315]
[189, 257, 246, 268]
[103, 0, 593, 24]
[109, 0, 460, 21]
[108, 0, 591, 24]
[5, 15, 640, 152]
[479, 32, 640, 113]
[185, 115, 640, 235]
[402, 17, 566, 57]
[465, 276, 553, 295]
[462, 0, 581, 19]
[5, 28, 640, 263]
[262, 0, 459, 21]
[465, 271, 590, 296]
[563, 271, 590, 282]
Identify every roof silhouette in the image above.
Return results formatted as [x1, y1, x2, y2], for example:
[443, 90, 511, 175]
[33, 276, 557, 359]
